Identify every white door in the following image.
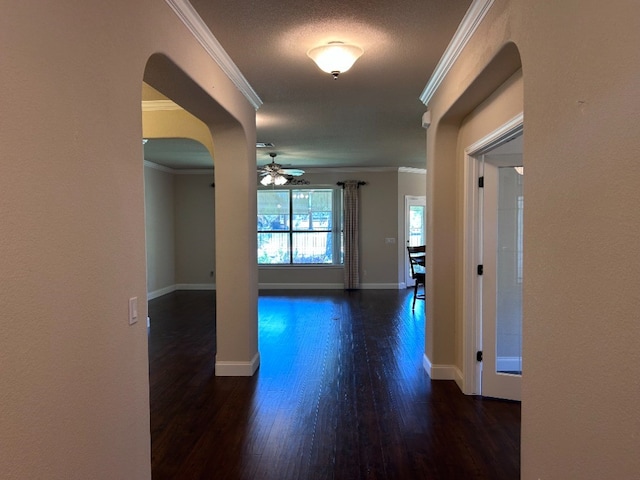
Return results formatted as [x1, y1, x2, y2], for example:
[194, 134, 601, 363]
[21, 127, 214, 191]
[404, 196, 426, 287]
[479, 137, 523, 401]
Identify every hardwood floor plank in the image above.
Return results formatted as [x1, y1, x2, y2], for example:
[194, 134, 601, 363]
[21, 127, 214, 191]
[149, 289, 520, 479]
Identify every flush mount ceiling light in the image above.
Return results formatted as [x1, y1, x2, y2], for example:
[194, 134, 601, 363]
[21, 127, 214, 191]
[307, 41, 364, 79]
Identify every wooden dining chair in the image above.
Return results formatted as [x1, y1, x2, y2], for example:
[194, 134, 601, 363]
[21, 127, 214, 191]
[407, 245, 426, 310]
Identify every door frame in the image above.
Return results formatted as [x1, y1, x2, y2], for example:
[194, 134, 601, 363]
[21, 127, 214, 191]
[404, 195, 426, 287]
[462, 113, 523, 395]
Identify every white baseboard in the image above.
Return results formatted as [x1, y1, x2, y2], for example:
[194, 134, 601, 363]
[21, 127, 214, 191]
[360, 283, 403, 290]
[259, 282, 403, 290]
[259, 283, 343, 290]
[423, 354, 432, 374]
[147, 283, 217, 300]
[147, 285, 176, 300]
[454, 366, 465, 392]
[215, 352, 260, 376]
[422, 353, 457, 380]
[175, 283, 216, 290]
[151, 282, 405, 295]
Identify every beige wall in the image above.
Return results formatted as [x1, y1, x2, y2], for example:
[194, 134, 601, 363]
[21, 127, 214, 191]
[141, 93, 215, 159]
[144, 168, 416, 292]
[144, 164, 176, 295]
[144, 168, 216, 296]
[169, 169, 409, 288]
[175, 174, 216, 286]
[0, 1, 257, 478]
[426, 0, 640, 478]
[4, 0, 636, 478]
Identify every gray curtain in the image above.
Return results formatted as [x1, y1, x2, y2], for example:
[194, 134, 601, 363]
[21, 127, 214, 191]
[342, 180, 361, 290]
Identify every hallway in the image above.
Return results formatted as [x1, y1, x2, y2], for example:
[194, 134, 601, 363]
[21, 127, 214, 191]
[149, 289, 520, 479]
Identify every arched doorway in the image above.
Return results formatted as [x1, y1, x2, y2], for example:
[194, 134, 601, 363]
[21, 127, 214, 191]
[142, 53, 259, 375]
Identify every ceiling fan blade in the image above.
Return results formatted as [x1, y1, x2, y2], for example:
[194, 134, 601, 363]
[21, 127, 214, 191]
[280, 169, 305, 176]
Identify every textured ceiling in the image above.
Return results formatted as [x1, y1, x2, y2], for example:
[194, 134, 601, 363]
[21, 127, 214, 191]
[145, 0, 472, 170]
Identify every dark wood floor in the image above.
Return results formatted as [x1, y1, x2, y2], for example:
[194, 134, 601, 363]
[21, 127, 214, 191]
[149, 289, 520, 480]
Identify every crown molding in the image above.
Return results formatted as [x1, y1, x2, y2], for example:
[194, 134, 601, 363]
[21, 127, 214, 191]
[398, 167, 426, 175]
[174, 168, 215, 175]
[419, 0, 495, 106]
[303, 166, 398, 174]
[164, 0, 263, 110]
[141, 100, 183, 112]
[144, 162, 428, 176]
[143, 160, 214, 175]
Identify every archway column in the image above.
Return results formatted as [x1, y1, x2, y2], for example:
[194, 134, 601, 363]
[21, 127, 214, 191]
[424, 122, 458, 376]
[212, 128, 260, 376]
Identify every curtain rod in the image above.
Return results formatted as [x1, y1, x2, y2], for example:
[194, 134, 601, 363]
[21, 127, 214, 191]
[336, 181, 367, 188]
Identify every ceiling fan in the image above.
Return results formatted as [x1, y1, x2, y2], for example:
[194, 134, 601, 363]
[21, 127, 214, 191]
[258, 153, 305, 186]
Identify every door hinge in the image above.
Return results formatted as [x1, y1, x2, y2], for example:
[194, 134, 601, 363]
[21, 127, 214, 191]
[476, 351, 483, 362]
[478, 176, 484, 188]
[477, 264, 484, 275]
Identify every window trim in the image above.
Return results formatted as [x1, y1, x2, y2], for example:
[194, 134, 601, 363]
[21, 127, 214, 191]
[257, 185, 343, 266]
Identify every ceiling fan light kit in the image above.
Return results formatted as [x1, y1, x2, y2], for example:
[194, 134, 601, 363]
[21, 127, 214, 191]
[307, 41, 364, 79]
[258, 152, 305, 186]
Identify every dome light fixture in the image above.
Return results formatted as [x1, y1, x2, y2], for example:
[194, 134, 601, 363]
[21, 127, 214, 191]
[307, 41, 364, 79]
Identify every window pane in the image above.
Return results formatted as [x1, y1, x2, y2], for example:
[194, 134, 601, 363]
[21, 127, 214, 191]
[258, 232, 290, 264]
[292, 232, 332, 264]
[258, 190, 290, 231]
[292, 189, 332, 231]
[409, 205, 425, 246]
[291, 213, 310, 230]
[257, 188, 342, 265]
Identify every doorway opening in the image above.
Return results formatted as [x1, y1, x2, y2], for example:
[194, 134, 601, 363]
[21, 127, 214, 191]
[404, 195, 426, 287]
[462, 114, 523, 400]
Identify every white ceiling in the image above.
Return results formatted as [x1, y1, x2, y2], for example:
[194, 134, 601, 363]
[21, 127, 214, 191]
[144, 0, 473, 170]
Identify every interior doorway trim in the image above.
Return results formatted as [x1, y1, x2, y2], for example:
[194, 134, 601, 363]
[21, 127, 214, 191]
[461, 112, 523, 395]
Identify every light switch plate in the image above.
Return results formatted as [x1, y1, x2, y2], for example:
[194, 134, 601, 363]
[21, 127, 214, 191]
[129, 297, 138, 325]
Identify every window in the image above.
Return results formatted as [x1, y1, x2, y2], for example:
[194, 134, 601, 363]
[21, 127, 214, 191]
[257, 188, 343, 265]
